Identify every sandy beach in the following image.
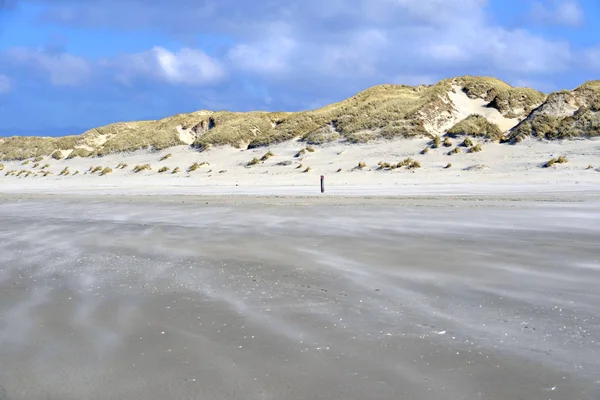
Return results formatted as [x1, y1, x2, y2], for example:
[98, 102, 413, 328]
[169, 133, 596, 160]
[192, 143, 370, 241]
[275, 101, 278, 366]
[0, 196, 599, 400]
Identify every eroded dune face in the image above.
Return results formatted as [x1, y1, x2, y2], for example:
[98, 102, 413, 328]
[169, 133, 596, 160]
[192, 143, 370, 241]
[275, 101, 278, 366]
[0, 198, 599, 400]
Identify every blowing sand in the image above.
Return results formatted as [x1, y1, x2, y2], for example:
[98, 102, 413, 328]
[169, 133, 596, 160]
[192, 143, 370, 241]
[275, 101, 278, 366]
[0, 198, 599, 400]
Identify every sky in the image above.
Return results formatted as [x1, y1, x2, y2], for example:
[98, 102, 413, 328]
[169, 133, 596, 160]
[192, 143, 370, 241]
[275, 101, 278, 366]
[0, 0, 599, 137]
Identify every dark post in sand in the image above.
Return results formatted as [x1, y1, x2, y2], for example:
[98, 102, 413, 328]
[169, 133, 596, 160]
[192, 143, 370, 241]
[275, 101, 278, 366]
[321, 175, 325, 193]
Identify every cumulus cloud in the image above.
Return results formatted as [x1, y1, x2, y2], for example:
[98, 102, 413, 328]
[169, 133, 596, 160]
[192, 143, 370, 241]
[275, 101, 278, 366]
[530, 0, 584, 27]
[108, 47, 225, 86]
[5, 47, 91, 86]
[0, 74, 11, 94]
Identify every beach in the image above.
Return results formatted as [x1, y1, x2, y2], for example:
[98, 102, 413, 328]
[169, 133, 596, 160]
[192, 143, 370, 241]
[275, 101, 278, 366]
[0, 195, 599, 399]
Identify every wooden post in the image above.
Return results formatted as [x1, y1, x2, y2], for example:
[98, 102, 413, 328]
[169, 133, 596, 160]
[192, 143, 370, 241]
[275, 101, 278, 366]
[321, 175, 325, 193]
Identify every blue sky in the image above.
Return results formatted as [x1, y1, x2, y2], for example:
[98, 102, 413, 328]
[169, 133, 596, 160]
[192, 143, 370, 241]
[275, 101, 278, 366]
[0, 0, 599, 137]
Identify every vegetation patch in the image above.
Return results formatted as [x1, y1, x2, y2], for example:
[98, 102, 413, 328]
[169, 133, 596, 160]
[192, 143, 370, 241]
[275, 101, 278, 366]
[100, 167, 113, 176]
[468, 144, 483, 153]
[133, 164, 152, 173]
[448, 147, 462, 155]
[67, 148, 92, 159]
[158, 166, 170, 173]
[446, 114, 503, 141]
[172, 167, 180, 174]
[51, 150, 64, 160]
[160, 153, 172, 161]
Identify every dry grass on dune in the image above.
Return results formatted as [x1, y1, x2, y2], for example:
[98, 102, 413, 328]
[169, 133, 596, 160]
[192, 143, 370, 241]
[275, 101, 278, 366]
[67, 148, 92, 159]
[448, 147, 462, 155]
[158, 166, 170, 173]
[51, 150, 64, 160]
[100, 167, 113, 176]
[172, 167, 180, 174]
[116, 162, 128, 169]
[133, 164, 152, 173]
[59, 167, 70, 176]
[159, 153, 172, 161]
[468, 144, 483, 153]
[0, 163, 4, 171]
[446, 114, 503, 141]
[543, 155, 568, 168]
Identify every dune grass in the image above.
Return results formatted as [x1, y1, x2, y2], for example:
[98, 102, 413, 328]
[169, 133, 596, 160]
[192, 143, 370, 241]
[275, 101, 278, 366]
[448, 147, 462, 155]
[188, 162, 201, 172]
[33, 156, 43, 162]
[431, 136, 441, 148]
[116, 162, 128, 169]
[51, 150, 64, 160]
[247, 157, 260, 166]
[41, 164, 50, 169]
[0, 163, 4, 171]
[296, 163, 303, 169]
[444, 163, 452, 169]
[468, 144, 483, 153]
[358, 161, 367, 169]
[158, 166, 170, 173]
[421, 147, 429, 155]
[73, 170, 79, 175]
[133, 164, 152, 173]
[306, 146, 315, 153]
[100, 167, 113, 176]
[295, 149, 306, 158]
[32, 163, 39, 168]
[447, 114, 503, 141]
[461, 137, 474, 147]
[336, 168, 342, 172]
[42, 171, 53, 177]
[91, 166, 103, 173]
[59, 167, 70, 176]
[443, 137, 452, 147]
[261, 151, 275, 161]
[67, 148, 92, 159]
[21, 160, 30, 165]
[303, 166, 312, 172]
[172, 167, 180, 174]
[159, 153, 172, 161]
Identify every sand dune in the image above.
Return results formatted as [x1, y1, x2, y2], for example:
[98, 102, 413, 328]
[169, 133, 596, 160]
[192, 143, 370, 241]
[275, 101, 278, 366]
[1, 136, 600, 197]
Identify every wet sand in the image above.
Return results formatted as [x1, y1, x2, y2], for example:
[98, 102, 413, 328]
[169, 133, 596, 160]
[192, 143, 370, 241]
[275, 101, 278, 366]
[0, 197, 599, 399]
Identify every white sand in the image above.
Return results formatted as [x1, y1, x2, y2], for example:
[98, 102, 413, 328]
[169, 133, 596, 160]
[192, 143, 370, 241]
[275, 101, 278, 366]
[1, 137, 600, 197]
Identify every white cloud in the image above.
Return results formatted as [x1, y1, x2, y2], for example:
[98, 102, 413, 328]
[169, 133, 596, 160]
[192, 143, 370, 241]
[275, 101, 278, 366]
[0, 74, 11, 94]
[227, 24, 297, 75]
[113, 46, 225, 86]
[6, 47, 90, 86]
[530, 0, 584, 27]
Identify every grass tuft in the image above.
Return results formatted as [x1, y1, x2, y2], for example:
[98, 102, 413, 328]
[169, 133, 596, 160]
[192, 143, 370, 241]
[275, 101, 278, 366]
[247, 157, 261, 166]
[160, 153, 172, 161]
[172, 167, 180, 174]
[448, 147, 462, 155]
[91, 166, 103, 173]
[303, 166, 312, 172]
[444, 163, 452, 169]
[21, 160, 30, 165]
[306, 146, 315, 153]
[358, 161, 367, 169]
[336, 168, 342, 172]
[59, 167, 70, 176]
[295, 149, 306, 158]
[421, 147, 429, 155]
[133, 164, 152, 173]
[34, 156, 44, 162]
[100, 167, 113, 176]
[443, 137, 452, 147]
[468, 144, 483, 153]
[261, 151, 275, 161]
[158, 166, 170, 173]
[51, 150, 64, 160]
[461, 137, 474, 147]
